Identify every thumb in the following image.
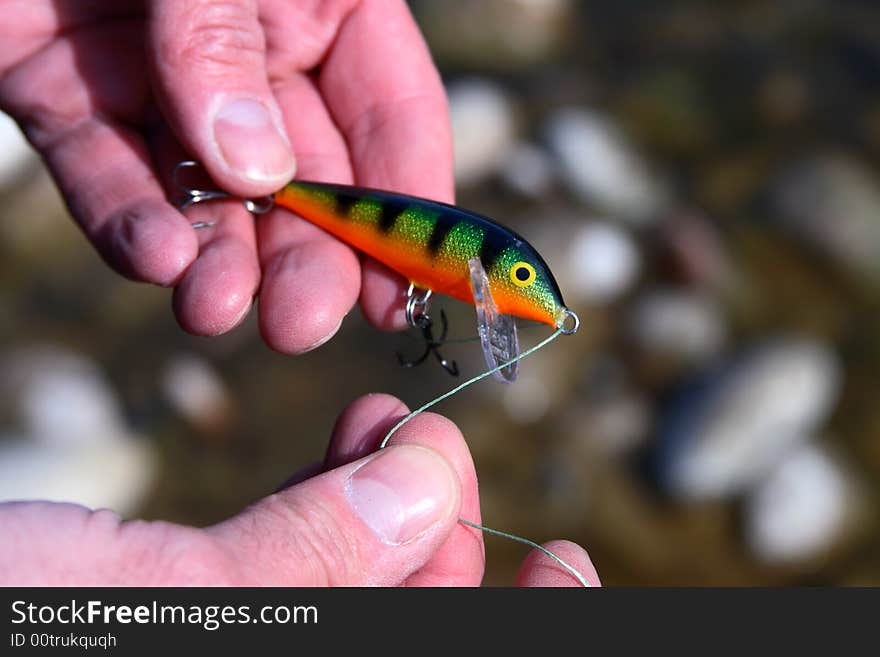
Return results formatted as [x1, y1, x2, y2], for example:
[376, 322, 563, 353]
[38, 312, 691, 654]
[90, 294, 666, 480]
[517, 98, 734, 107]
[209, 444, 462, 585]
[148, 0, 296, 196]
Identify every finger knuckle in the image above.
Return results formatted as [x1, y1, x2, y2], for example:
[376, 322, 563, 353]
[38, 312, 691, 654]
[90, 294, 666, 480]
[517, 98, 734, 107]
[164, 2, 265, 72]
[251, 494, 361, 586]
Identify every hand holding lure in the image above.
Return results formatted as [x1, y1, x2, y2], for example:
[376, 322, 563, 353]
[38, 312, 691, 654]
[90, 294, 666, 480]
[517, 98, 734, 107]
[174, 161, 589, 586]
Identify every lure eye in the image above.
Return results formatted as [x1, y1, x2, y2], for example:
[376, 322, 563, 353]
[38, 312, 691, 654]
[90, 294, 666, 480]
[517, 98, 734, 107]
[509, 262, 536, 288]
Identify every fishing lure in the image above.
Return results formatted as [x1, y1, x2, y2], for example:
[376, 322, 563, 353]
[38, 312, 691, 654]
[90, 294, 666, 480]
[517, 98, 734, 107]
[174, 161, 579, 381]
[174, 161, 589, 586]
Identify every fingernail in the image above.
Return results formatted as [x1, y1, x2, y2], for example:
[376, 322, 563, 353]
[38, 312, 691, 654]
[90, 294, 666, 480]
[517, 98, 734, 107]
[302, 316, 344, 352]
[213, 98, 296, 183]
[346, 445, 458, 545]
[230, 296, 254, 329]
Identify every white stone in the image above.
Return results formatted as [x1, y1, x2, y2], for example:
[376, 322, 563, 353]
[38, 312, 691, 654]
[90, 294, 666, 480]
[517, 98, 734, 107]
[774, 155, 880, 280]
[448, 79, 517, 186]
[566, 223, 640, 302]
[545, 108, 669, 223]
[161, 353, 231, 430]
[0, 439, 156, 517]
[0, 345, 157, 516]
[745, 443, 852, 564]
[664, 339, 841, 499]
[580, 393, 651, 457]
[502, 372, 552, 424]
[628, 289, 727, 363]
[499, 142, 557, 198]
[0, 346, 126, 446]
[0, 111, 37, 189]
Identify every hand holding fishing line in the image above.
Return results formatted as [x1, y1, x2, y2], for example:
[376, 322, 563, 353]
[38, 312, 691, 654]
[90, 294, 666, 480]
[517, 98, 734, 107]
[0, 393, 599, 587]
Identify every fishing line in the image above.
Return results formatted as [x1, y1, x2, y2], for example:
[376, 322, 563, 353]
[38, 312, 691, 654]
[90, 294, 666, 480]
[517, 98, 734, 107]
[402, 320, 544, 347]
[458, 519, 590, 588]
[380, 327, 592, 587]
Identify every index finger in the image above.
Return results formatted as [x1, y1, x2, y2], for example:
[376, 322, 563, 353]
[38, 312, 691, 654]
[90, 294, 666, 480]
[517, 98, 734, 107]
[318, 0, 454, 329]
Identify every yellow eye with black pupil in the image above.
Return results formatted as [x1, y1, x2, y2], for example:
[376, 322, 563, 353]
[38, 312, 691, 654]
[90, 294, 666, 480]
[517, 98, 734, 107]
[510, 262, 536, 287]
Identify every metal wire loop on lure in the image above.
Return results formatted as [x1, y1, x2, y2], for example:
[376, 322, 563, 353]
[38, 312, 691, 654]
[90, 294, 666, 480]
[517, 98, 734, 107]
[397, 284, 459, 376]
[559, 308, 580, 335]
[173, 160, 275, 224]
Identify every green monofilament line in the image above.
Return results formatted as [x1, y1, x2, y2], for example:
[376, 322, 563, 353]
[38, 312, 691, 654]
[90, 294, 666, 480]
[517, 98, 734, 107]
[458, 519, 590, 588]
[380, 328, 591, 588]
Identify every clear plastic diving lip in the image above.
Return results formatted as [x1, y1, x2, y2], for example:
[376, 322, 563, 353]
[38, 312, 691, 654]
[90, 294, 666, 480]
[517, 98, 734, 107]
[468, 257, 520, 383]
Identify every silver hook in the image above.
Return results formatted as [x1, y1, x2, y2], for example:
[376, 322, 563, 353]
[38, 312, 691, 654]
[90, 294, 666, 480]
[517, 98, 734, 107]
[173, 160, 275, 227]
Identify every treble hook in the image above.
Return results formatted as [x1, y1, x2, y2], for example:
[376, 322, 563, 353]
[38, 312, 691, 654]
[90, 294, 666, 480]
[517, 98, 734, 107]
[397, 285, 459, 376]
[173, 160, 274, 227]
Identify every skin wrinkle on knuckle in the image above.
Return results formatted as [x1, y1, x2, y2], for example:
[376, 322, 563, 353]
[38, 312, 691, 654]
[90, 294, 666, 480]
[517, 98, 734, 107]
[251, 493, 360, 586]
[162, 3, 265, 74]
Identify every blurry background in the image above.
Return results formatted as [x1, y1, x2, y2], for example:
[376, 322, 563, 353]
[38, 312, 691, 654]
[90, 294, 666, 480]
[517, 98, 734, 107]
[1, 0, 879, 584]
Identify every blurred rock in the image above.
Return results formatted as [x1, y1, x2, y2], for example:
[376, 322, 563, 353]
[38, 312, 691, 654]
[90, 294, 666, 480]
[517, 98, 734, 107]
[564, 222, 641, 303]
[161, 353, 235, 435]
[564, 392, 652, 458]
[413, 0, 574, 71]
[627, 289, 727, 365]
[544, 107, 670, 224]
[559, 354, 651, 458]
[0, 111, 37, 190]
[499, 142, 557, 199]
[0, 438, 156, 518]
[0, 345, 156, 515]
[0, 346, 126, 445]
[654, 212, 735, 290]
[658, 338, 841, 500]
[744, 443, 857, 565]
[448, 79, 517, 187]
[772, 154, 880, 281]
[501, 371, 552, 424]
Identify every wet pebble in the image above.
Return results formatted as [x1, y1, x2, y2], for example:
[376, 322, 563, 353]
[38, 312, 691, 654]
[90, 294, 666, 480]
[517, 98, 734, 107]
[564, 222, 641, 303]
[0, 345, 156, 515]
[448, 79, 517, 187]
[161, 353, 235, 435]
[564, 392, 652, 458]
[499, 142, 557, 199]
[772, 154, 880, 281]
[657, 338, 841, 500]
[627, 289, 727, 364]
[0, 346, 126, 445]
[654, 212, 734, 290]
[0, 111, 37, 189]
[744, 443, 857, 564]
[0, 438, 156, 517]
[544, 108, 670, 224]
[502, 372, 552, 424]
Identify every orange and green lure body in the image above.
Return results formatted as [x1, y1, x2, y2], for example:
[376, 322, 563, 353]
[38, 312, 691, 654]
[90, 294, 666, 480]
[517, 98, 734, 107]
[274, 181, 569, 328]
